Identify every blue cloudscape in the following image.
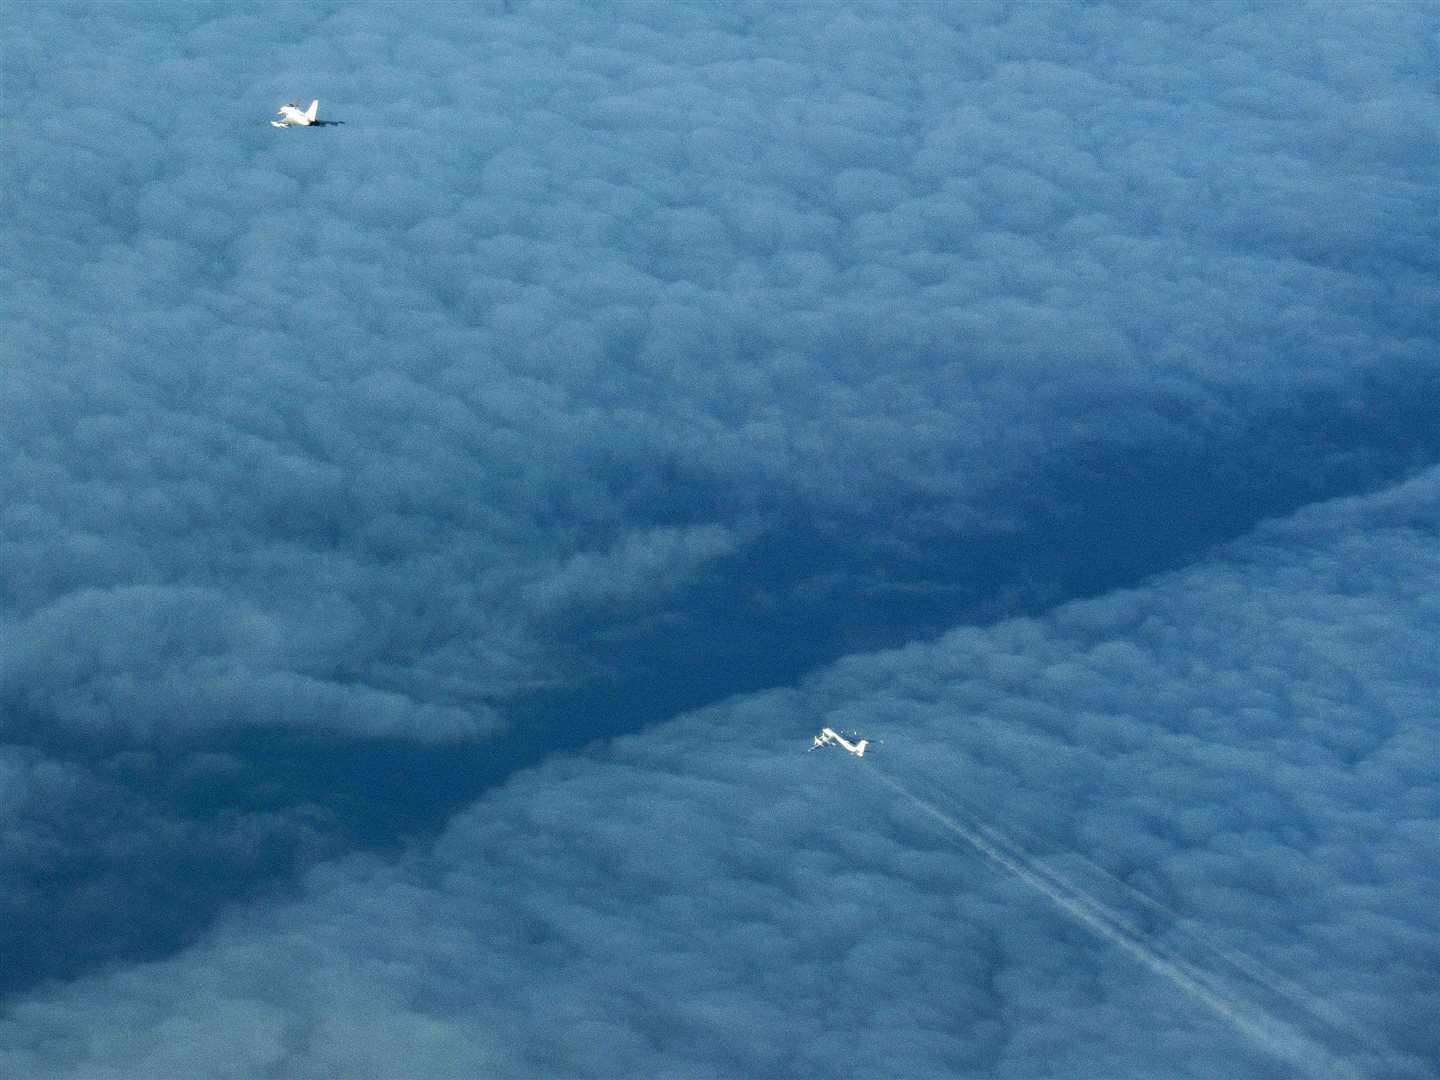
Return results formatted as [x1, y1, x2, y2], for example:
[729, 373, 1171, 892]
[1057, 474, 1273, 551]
[4, 467, 1436, 1078]
[2, 1, 1436, 1075]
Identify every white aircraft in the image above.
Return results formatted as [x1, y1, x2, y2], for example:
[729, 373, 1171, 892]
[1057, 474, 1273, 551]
[810, 727, 870, 757]
[272, 100, 322, 127]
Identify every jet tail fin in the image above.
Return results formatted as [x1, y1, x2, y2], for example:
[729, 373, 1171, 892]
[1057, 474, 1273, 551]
[306, 100, 319, 122]
[853, 740, 868, 757]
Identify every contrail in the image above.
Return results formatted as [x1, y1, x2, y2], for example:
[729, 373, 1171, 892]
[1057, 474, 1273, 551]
[954, 805, 1408, 1069]
[868, 768, 1374, 1080]
[1023, 828, 1388, 1056]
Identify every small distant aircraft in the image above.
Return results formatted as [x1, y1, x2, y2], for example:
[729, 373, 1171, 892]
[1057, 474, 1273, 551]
[810, 727, 870, 757]
[271, 100, 340, 128]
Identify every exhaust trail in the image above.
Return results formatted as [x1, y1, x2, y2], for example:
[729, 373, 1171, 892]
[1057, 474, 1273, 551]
[867, 768, 1376, 1080]
[953, 804, 1412, 1071]
[1028, 830, 1388, 1057]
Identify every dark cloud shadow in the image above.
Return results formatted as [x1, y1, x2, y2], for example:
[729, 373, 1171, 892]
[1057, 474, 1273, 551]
[4, 353, 1436, 1004]
[189, 365, 1440, 845]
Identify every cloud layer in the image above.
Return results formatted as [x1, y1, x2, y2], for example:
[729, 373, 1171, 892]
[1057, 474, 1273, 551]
[3, 466, 1435, 1078]
[6, 0, 1436, 743]
[2, 0, 1437, 1073]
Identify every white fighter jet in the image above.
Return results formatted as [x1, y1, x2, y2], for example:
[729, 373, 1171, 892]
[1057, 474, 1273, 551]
[272, 100, 325, 127]
[810, 727, 870, 757]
